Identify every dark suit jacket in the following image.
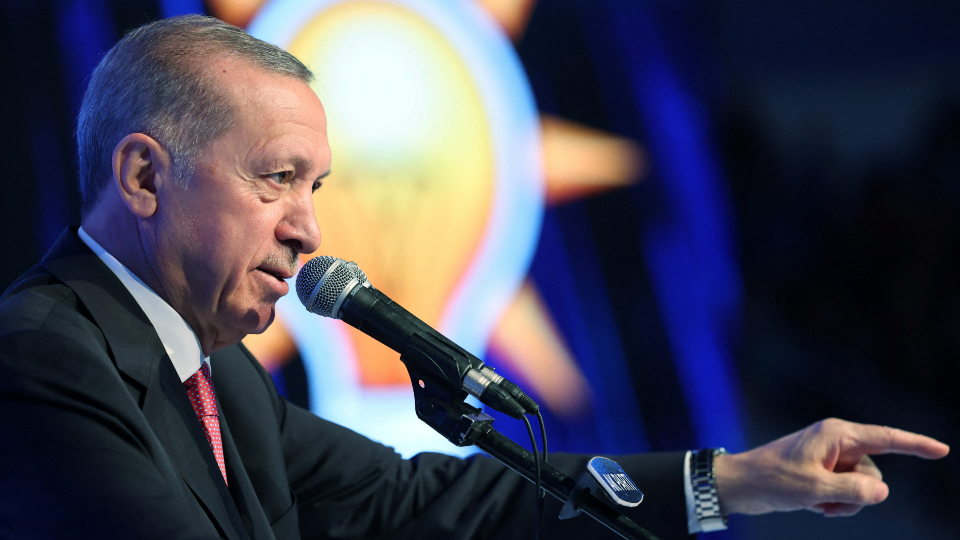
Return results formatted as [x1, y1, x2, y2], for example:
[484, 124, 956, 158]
[0, 229, 690, 540]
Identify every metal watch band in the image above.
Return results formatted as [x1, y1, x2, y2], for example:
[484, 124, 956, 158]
[691, 448, 728, 532]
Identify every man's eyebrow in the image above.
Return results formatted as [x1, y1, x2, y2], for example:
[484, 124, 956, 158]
[282, 157, 329, 182]
[289, 157, 314, 172]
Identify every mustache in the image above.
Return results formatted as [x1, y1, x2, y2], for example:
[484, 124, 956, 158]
[261, 247, 299, 274]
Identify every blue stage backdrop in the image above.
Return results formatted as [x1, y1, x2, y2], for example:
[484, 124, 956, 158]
[0, 1, 956, 538]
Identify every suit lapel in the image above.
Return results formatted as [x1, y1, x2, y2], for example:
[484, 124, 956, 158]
[42, 229, 263, 540]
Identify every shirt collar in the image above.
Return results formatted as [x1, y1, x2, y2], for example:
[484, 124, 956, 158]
[77, 226, 208, 382]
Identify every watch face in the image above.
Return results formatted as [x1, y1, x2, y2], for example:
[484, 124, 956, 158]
[587, 456, 644, 507]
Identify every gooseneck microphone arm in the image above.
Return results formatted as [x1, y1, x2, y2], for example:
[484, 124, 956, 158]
[409, 390, 658, 540]
[296, 257, 658, 540]
[475, 426, 659, 540]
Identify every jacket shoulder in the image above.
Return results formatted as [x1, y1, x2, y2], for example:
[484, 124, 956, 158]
[0, 263, 106, 353]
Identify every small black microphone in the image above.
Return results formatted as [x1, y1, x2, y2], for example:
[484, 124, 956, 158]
[296, 256, 539, 419]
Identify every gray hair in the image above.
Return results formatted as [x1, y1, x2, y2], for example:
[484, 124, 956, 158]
[76, 15, 313, 216]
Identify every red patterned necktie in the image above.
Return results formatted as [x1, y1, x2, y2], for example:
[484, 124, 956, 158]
[183, 362, 228, 485]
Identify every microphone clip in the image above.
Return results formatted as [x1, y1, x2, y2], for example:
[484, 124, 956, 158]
[400, 332, 527, 420]
[413, 392, 495, 447]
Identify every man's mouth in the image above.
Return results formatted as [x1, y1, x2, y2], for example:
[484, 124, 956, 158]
[257, 267, 288, 282]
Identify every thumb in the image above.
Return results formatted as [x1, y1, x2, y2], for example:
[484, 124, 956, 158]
[818, 471, 889, 507]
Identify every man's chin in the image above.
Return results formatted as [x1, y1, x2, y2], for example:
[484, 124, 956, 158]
[253, 312, 277, 335]
[214, 306, 277, 352]
[245, 305, 277, 336]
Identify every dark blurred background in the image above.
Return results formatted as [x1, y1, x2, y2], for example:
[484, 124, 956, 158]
[1, 0, 957, 538]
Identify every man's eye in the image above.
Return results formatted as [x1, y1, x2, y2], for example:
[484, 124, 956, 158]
[312, 181, 322, 192]
[267, 171, 291, 184]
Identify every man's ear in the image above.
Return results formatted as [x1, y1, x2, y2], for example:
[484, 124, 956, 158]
[112, 133, 173, 218]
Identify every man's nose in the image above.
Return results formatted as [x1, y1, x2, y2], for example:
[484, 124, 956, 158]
[277, 192, 322, 254]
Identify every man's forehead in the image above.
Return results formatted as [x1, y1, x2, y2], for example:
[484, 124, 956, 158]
[207, 59, 327, 140]
[190, 56, 330, 180]
[208, 57, 321, 115]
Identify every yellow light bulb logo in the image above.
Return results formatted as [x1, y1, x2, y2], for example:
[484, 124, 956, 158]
[289, 2, 494, 386]
[249, 0, 544, 457]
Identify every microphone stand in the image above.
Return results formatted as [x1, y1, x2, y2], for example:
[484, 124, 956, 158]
[403, 347, 661, 540]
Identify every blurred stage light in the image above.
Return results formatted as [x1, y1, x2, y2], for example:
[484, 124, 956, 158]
[247, 0, 543, 457]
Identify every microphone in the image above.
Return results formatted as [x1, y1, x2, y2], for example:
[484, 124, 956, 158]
[295, 256, 539, 419]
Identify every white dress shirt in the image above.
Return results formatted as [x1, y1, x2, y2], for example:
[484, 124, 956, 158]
[78, 226, 208, 382]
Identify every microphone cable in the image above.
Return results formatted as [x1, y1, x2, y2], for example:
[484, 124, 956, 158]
[537, 410, 548, 463]
[522, 415, 542, 540]
[535, 410, 548, 538]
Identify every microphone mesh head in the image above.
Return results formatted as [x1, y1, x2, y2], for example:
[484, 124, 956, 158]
[295, 256, 336, 307]
[343, 261, 369, 286]
[296, 256, 367, 318]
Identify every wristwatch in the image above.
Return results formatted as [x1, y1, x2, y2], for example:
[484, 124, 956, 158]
[690, 448, 728, 532]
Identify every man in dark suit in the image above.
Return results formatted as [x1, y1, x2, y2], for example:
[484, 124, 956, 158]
[0, 15, 947, 540]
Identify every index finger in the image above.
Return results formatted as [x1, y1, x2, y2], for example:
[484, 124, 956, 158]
[844, 423, 949, 459]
